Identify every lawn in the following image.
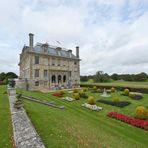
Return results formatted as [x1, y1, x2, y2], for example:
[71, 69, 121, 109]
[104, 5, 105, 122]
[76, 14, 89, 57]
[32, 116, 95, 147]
[20, 89, 148, 148]
[0, 85, 13, 148]
[81, 79, 148, 89]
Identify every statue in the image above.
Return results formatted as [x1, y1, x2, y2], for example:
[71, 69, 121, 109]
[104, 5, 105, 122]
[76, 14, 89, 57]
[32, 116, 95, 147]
[8, 79, 16, 88]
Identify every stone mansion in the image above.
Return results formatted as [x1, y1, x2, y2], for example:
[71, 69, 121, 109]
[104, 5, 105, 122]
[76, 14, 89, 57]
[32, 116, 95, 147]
[18, 33, 80, 91]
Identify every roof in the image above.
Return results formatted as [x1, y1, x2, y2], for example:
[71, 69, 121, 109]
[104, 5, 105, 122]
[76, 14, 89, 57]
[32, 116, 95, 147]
[33, 43, 79, 59]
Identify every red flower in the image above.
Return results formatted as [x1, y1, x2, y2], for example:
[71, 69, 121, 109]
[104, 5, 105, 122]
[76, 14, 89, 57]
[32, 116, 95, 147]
[108, 112, 148, 131]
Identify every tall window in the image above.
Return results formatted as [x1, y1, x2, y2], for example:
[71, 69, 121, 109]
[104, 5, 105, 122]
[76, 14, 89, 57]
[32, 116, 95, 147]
[34, 69, 39, 77]
[44, 70, 47, 77]
[52, 58, 55, 66]
[58, 75, 61, 83]
[35, 56, 39, 64]
[52, 75, 56, 83]
[63, 75, 66, 82]
[58, 59, 60, 66]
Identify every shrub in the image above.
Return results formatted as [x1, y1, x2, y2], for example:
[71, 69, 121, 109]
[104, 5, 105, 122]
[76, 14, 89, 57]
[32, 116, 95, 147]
[111, 87, 116, 92]
[83, 87, 87, 92]
[97, 89, 102, 93]
[88, 96, 95, 105]
[124, 89, 129, 95]
[59, 90, 64, 95]
[79, 90, 84, 96]
[136, 106, 148, 119]
[93, 86, 97, 90]
[112, 97, 120, 103]
[73, 93, 80, 100]
[73, 89, 78, 93]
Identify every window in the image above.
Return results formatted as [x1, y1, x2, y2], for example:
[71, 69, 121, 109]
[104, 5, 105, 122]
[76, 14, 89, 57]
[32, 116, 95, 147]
[74, 61, 77, 65]
[63, 60, 66, 66]
[43, 58, 48, 65]
[52, 75, 56, 83]
[58, 59, 60, 66]
[52, 58, 55, 65]
[58, 75, 62, 83]
[44, 81, 48, 86]
[34, 69, 39, 77]
[35, 56, 39, 64]
[35, 81, 39, 86]
[44, 70, 48, 77]
[63, 75, 66, 82]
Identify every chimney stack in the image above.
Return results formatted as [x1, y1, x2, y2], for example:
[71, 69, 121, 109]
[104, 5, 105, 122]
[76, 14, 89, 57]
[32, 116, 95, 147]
[76, 46, 79, 58]
[29, 33, 34, 48]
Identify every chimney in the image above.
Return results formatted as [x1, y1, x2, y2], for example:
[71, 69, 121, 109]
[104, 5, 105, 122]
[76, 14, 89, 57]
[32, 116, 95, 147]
[29, 33, 34, 48]
[76, 46, 79, 58]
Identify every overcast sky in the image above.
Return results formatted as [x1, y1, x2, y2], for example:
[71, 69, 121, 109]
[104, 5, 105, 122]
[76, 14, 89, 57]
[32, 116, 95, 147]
[0, 0, 148, 75]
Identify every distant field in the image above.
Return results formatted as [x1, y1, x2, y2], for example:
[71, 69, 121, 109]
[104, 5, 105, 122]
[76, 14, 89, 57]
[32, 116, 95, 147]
[0, 85, 13, 148]
[81, 80, 148, 89]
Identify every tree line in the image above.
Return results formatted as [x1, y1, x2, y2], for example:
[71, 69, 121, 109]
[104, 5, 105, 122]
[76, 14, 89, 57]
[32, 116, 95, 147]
[81, 71, 148, 82]
[0, 72, 18, 84]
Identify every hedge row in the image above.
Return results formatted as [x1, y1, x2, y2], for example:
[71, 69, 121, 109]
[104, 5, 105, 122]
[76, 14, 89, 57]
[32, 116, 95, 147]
[80, 84, 148, 94]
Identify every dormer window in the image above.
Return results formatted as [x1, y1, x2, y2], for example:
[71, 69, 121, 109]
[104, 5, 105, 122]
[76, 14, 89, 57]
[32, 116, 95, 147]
[42, 43, 48, 53]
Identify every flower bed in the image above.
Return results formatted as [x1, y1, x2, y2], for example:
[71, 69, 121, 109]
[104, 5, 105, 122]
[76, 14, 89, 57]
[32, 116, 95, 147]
[62, 97, 75, 102]
[52, 93, 63, 97]
[129, 92, 143, 100]
[108, 112, 148, 131]
[97, 100, 131, 107]
[82, 103, 102, 111]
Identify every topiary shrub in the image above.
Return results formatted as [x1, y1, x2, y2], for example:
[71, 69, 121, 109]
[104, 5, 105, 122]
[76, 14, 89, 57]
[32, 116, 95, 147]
[73, 93, 80, 100]
[96, 89, 101, 93]
[73, 89, 78, 93]
[59, 90, 64, 95]
[79, 90, 84, 96]
[124, 89, 130, 95]
[93, 86, 97, 90]
[135, 106, 148, 119]
[88, 96, 95, 105]
[83, 87, 87, 92]
[111, 87, 116, 93]
[112, 96, 120, 103]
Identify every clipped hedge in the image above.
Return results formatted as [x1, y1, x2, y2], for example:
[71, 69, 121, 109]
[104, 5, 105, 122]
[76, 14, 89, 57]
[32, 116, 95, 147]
[97, 99, 131, 108]
[80, 84, 148, 94]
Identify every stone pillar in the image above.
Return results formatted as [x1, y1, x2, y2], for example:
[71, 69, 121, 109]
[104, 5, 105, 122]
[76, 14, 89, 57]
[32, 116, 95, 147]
[7, 87, 16, 96]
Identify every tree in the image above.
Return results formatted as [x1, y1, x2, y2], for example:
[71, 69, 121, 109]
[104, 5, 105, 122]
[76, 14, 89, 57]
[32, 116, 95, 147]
[111, 73, 118, 80]
[93, 71, 104, 82]
[80, 76, 88, 82]
[93, 71, 110, 82]
[134, 72, 147, 81]
[0, 72, 6, 81]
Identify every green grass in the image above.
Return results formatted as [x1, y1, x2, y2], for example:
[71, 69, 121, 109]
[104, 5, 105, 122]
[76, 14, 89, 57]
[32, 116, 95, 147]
[81, 79, 148, 89]
[20, 89, 148, 148]
[0, 85, 13, 148]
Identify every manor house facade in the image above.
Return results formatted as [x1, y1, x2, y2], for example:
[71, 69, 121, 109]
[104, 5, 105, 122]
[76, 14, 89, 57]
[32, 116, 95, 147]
[18, 33, 80, 91]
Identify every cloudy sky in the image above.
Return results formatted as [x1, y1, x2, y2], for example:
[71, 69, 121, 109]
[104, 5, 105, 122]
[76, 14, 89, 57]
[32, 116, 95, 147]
[0, 0, 148, 75]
